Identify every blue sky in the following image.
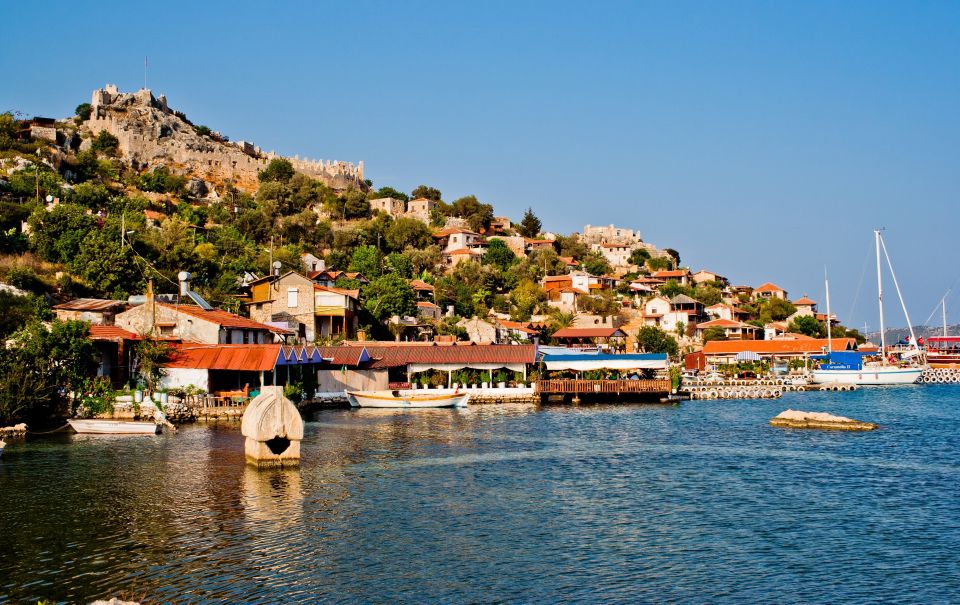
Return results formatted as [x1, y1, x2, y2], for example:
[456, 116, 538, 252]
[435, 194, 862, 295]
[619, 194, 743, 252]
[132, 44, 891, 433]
[2, 1, 958, 331]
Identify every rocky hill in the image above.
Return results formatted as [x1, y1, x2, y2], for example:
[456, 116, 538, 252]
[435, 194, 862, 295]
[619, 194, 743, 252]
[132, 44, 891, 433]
[81, 84, 364, 194]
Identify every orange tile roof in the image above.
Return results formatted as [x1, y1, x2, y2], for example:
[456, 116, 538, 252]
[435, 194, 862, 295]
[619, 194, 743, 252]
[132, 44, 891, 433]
[703, 338, 855, 355]
[544, 275, 573, 282]
[754, 282, 785, 293]
[446, 248, 476, 256]
[652, 270, 690, 278]
[410, 279, 434, 291]
[416, 301, 439, 308]
[497, 320, 537, 334]
[155, 302, 292, 334]
[793, 296, 817, 305]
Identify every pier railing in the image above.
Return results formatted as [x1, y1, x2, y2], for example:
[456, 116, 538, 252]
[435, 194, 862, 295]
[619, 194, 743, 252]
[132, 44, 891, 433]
[536, 379, 671, 394]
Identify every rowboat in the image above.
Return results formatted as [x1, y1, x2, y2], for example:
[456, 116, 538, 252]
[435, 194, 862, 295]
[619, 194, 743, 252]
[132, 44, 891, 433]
[346, 390, 470, 408]
[67, 419, 161, 434]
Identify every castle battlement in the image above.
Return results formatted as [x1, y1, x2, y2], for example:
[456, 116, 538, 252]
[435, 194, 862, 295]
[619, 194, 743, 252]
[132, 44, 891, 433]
[83, 84, 364, 191]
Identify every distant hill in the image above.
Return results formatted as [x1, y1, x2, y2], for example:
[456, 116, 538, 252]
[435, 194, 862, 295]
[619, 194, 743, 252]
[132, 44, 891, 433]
[869, 324, 960, 343]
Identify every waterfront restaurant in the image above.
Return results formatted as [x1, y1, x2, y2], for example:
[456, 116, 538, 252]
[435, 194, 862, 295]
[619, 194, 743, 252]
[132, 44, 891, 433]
[316, 342, 538, 391]
[537, 353, 671, 401]
[701, 338, 857, 365]
[160, 343, 329, 394]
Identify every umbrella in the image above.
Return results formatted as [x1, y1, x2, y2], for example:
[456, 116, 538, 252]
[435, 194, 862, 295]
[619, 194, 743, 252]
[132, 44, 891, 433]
[735, 351, 761, 362]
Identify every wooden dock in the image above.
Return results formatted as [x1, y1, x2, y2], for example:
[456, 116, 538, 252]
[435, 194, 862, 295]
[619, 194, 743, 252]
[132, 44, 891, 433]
[536, 379, 671, 398]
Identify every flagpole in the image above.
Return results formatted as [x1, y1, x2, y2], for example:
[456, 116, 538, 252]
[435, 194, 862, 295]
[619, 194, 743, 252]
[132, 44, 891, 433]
[144, 56, 148, 90]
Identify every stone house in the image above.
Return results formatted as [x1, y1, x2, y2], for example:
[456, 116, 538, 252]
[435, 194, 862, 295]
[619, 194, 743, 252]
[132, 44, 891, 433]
[406, 197, 438, 222]
[691, 269, 728, 286]
[369, 197, 407, 217]
[434, 228, 484, 253]
[115, 301, 285, 344]
[695, 318, 759, 341]
[651, 269, 691, 286]
[53, 298, 128, 325]
[247, 272, 320, 340]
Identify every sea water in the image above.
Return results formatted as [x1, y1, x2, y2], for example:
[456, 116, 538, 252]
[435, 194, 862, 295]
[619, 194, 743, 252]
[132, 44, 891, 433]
[0, 386, 957, 603]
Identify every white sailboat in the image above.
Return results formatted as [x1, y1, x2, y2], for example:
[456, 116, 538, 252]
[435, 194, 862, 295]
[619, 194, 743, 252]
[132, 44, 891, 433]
[811, 230, 924, 386]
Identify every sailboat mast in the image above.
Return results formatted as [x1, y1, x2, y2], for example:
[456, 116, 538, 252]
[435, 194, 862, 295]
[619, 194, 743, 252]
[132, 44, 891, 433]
[825, 269, 833, 353]
[943, 297, 948, 337]
[876, 230, 886, 364]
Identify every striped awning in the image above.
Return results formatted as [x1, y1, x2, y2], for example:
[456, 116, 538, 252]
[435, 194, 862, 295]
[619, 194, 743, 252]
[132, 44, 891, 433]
[735, 351, 761, 361]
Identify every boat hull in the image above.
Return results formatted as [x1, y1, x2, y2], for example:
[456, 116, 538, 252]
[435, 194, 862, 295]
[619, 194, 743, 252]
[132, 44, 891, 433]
[810, 368, 923, 385]
[346, 390, 469, 408]
[68, 420, 160, 434]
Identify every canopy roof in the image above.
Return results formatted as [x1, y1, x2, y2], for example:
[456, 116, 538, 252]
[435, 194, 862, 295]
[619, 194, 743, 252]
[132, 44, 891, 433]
[543, 353, 667, 371]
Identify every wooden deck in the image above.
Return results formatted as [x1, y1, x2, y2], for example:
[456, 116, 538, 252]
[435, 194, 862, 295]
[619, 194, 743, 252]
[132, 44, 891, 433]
[536, 379, 671, 395]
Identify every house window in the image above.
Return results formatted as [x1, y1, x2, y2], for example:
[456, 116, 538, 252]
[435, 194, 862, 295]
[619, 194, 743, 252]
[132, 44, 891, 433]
[287, 288, 298, 308]
[159, 325, 175, 336]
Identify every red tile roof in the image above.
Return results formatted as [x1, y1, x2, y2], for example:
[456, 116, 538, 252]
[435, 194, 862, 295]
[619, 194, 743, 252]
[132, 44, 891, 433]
[410, 279, 435, 292]
[416, 301, 439, 308]
[754, 282, 785, 293]
[156, 303, 292, 334]
[793, 296, 817, 305]
[703, 338, 855, 355]
[446, 248, 476, 256]
[498, 320, 537, 335]
[552, 327, 627, 339]
[652, 270, 690, 278]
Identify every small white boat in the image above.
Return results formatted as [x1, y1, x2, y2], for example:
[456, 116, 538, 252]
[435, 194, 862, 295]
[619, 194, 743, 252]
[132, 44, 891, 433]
[346, 390, 470, 408]
[67, 419, 161, 434]
[0, 439, 5, 458]
[811, 366, 923, 385]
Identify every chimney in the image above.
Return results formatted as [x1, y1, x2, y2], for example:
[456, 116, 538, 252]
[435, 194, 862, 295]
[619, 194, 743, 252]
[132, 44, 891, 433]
[178, 271, 191, 296]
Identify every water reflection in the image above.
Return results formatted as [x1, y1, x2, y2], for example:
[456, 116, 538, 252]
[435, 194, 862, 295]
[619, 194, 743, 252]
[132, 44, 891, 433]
[0, 389, 958, 603]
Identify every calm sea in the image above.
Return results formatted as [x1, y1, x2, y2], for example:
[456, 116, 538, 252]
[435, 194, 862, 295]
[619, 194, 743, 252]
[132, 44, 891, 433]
[1, 386, 958, 604]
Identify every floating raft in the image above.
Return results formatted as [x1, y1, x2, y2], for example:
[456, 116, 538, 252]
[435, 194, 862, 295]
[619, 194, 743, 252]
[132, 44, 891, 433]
[770, 409, 878, 431]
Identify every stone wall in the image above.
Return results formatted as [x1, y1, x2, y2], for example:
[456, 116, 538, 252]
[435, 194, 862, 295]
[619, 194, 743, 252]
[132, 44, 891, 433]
[83, 84, 364, 193]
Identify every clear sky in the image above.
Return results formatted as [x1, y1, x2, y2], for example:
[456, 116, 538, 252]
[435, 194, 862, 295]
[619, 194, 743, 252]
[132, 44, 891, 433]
[2, 1, 958, 332]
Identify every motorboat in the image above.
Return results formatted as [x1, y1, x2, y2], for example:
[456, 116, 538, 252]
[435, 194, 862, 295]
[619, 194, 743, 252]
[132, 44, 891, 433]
[346, 390, 470, 408]
[67, 419, 161, 434]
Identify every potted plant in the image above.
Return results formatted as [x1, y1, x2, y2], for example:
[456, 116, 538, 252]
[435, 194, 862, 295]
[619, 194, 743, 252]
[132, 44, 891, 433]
[494, 369, 509, 388]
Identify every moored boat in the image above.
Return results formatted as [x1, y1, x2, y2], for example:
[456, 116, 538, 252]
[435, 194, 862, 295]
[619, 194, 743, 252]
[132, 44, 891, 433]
[0, 439, 5, 458]
[811, 230, 925, 386]
[925, 337, 960, 368]
[346, 390, 470, 408]
[67, 419, 161, 434]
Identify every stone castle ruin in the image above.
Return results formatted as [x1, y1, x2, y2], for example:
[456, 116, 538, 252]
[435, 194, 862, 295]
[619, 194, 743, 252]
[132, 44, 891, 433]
[84, 84, 364, 193]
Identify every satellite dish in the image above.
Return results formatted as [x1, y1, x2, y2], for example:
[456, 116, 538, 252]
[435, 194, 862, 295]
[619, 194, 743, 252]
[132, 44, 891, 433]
[272, 261, 282, 270]
[45, 195, 53, 202]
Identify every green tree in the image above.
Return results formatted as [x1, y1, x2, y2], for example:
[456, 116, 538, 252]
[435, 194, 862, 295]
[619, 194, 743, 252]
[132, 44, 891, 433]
[553, 234, 589, 260]
[578, 290, 621, 319]
[629, 247, 651, 266]
[0, 319, 97, 426]
[138, 166, 186, 195]
[518, 207, 542, 238]
[692, 285, 723, 306]
[582, 251, 612, 276]
[663, 248, 681, 268]
[349, 245, 382, 277]
[450, 195, 494, 232]
[787, 314, 826, 338]
[483, 238, 518, 271]
[70, 182, 112, 209]
[411, 185, 442, 201]
[75, 103, 92, 121]
[373, 186, 409, 202]
[134, 338, 174, 393]
[71, 230, 144, 298]
[384, 252, 413, 278]
[363, 274, 416, 321]
[766, 298, 797, 322]
[0, 112, 18, 150]
[509, 279, 546, 321]
[647, 256, 672, 271]
[91, 130, 120, 156]
[341, 189, 370, 219]
[193, 124, 212, 137]
[385, 217, 432, 251]
[258, 158, 295, 183]
[635, 326, 679, 357]
[702, 327, 728, 342]
[28, 203, 97, 264]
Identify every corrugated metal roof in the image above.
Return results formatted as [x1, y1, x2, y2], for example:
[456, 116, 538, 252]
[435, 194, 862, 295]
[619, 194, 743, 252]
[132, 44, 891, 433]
[55, 298, 128, 311]
[88, 325, 139, 340]
[552, 327, 627, 339]
[165, 344, 282, 371]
